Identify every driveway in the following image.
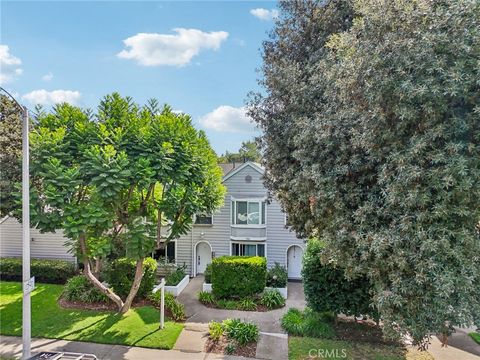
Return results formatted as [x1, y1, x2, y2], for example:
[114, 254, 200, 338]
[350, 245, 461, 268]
[177, 276, 306, 333]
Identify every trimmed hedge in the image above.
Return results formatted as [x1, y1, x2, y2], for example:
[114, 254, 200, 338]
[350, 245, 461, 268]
[0, 257, 77, 284]
[211, 256, 266, 298]
[105, 257, 157, 300]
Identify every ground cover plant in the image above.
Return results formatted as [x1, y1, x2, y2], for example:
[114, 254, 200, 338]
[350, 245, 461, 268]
[205, 319, 258, 358]
[0, 281, 183, 349]
[197, 289, 284, 311]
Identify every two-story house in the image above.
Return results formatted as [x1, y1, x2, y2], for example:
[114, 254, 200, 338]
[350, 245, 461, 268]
[170, 161, 305, 279]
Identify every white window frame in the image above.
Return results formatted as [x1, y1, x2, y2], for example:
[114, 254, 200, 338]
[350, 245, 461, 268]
[230, 241, 267, 257]
[231, 197, 267, 227]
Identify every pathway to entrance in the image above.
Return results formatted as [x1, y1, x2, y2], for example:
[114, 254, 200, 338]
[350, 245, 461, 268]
[177, 276, 306, 334]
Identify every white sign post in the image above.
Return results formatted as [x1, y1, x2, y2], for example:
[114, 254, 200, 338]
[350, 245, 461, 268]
[152, 278, 165, 329]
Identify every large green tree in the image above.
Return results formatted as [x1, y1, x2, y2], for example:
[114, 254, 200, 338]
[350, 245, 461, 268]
[28, 93, 225, 312]
[0, 94, 23, 216]
[249, 0, 480, 346]
[218, 139, 261, 163]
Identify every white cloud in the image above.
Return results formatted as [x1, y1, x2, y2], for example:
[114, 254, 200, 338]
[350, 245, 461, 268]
[117, 28, 229, 67]
[250, 8, 279, 21]
[199, 106, 257, 133]
[42, 72, 53, 81]
[22, 89, 81, 105]
[0, 45, 23, 84]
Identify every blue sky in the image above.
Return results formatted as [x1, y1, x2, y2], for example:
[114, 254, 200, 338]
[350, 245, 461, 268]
[0, 1, 279, 154]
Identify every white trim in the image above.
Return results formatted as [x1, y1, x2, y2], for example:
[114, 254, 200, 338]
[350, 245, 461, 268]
[222, 162, 265, 182]
[231, 224, 266, 229]
[0, 215, 10, 225]
[193, 240, 212, 277]
[285, 244, 304, 279]
[230, 236, 267, 241]
[230, 241, 267, 257]
[164, 275, 190, 296]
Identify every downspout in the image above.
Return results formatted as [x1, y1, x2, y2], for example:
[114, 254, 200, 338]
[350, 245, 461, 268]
[191, 227, 194, 277]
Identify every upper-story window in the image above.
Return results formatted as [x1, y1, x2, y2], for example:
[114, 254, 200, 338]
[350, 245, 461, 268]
[231, 200, 266, 225]
[195, 213, 213, 225]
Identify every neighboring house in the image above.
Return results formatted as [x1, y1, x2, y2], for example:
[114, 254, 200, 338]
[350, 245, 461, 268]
[0, 162, 305, 279]
[172, 162, 305, 279]
[0, 216, 76, 263]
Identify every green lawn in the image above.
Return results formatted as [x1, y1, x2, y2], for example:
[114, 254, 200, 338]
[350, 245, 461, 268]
[0, 281, 183, 349]
[470, 332, 480, 345]
[288, 337, 434, 360]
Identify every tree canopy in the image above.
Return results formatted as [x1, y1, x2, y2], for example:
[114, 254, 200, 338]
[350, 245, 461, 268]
[249, 0, 480, 346]
[28, 93, 225, 312]
[0, 94, 23, 216]
[218, 139, 261, 163]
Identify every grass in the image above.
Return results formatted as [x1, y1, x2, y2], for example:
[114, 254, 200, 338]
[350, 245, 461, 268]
[0, 281, 183, 349]
[288, 337, 434, 360]
[469, 332, 480, 345]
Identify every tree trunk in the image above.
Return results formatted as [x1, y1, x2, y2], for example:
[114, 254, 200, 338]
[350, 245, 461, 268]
[78, 233, 124, 311]
[120, 258, 144, 314]
[93, 257, 102, 278]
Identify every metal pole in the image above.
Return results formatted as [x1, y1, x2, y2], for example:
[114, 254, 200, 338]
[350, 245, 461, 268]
[22, 106, 31, 360]
[160, 278, 165, 329]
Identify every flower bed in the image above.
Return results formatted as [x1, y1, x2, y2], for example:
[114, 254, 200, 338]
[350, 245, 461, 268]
[205, 319, 258, 357]
[164, 274, 190, 296]
[198, 288, 285, 311]
[264, 286, 287, 299]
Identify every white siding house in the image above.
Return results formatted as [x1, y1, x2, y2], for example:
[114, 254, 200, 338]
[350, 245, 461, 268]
[0, 216, 76, 263]
[176, 162, 305, 279]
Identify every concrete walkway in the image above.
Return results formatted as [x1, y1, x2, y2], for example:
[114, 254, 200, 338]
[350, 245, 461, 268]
[0, 334, 255, 360]
[177, 276, 306, 334]
[428, 335, 480, 360]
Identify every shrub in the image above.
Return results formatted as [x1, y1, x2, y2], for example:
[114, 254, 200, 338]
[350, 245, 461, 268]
[0, 257, 77, 284]
[165, 265, 187, 286]
[222, 318, 259, 345]
[302, 239, 376, 319]
[225, 342, 236, 354]
[281, 308, 304, 336]
[148, 291, 186, 321]
[208, 321, 223, 341]
[211, 256, 267, 298]
[260, 289, 285, 309]
[239, 298, 257, 311]
[105, 257, 157, 300]
[63, 275, 108, 303]
[266, 262, 287, 288]
[198, 291, 215, 305]
[204, 263, 212, 284]
[281, 308, 335, 339]
[217, 299, 238, 310]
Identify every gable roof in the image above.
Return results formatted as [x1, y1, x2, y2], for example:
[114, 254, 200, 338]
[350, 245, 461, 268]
[220, 161, 264, 182]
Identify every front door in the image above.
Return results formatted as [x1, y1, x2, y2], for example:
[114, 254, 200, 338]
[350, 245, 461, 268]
[287, 245, 303, 279]
[196, 242, 212, 274]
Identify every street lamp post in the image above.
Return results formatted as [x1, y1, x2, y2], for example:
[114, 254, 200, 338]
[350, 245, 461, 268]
[0, 88, 31, 359]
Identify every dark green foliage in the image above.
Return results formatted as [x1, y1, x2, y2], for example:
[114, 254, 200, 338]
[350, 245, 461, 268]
[281, 308, 335, 339]
[105, 257, 157, 299]
[204, 263, 212, 283]
[218, 140, 261, 163]
[217, 299, 238, 310]
[224, 342, 236, 355]
[260, 289, 285, 309]
[302, 239, 375, 318]
[198, 291, 215, 305]
[249, 0, 480, 344]
[63, 275, 108, 303]
[0, 257, 76, 284]
[266, 262, 287, 288]
[211, 256, 267, 298]
[165, 265, 187, 286]
[0, 95, 23, 216]
[222, 319, 259, 345]
[148, 291, 186, 321]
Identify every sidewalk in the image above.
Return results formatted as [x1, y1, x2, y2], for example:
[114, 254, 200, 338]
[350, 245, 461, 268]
[428, 335, 480, 360]
[0, 333, 254, 360]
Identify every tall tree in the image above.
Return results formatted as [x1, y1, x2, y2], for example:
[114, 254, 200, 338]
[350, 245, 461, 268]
[27, 93, 225, 313]
[218, 139, 261, 163]
[0, 95, 23, 216]
[249, 0, 480, 346]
